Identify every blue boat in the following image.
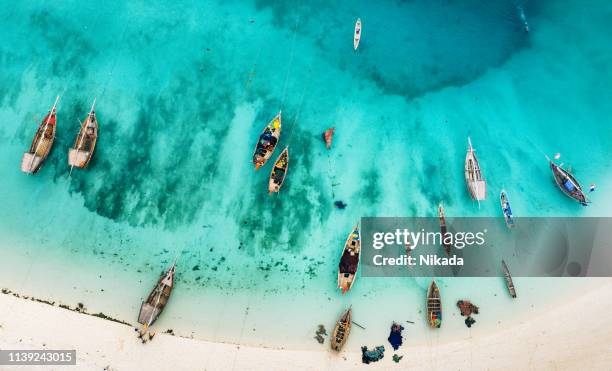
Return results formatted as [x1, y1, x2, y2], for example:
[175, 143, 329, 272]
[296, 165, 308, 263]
[500, 190, 515, 228]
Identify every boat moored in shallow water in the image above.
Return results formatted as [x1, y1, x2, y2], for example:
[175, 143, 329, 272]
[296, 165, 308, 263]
[138, 261, 176, 328]
[338, 225, 361, 294]
[268, 147, 288, 194]
[548, 158, 589, 206]
[465, 137, 486, 202]
[500, 190, 515, 228]
[68, 98, 98, 173]
[427, 280, 442, 328]
[354, 18, 361, 50]
[438, 204, 452, 256]
[331, 307, 352, 351]
[21, 96, 59, 174]
[252, 111, 281, 170]
[502, 260, 517, 298]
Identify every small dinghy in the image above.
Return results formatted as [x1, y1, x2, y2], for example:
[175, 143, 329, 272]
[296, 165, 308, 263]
[268, 147, 289, 194]
[354, 18, 362, 50]
[501, 260, 517, 298]
[138, 261, 176, 328]
[68, 98, 98, 173]
[21, 96, 59, 174]
[338, 225, 361, 294]
[500, 190, 515, 228]
[548, 158, 589, 206]
[323, 127, 335, 149]
[252, 111, 281, 170]
[427, 280, 442, 328]
[331, 307, 352, 351]
[438, 204, 452, 256]
[465, 137, 486, 202]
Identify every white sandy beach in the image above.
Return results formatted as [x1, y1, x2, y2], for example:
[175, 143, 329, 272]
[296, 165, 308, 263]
[1, 280, 612, 371]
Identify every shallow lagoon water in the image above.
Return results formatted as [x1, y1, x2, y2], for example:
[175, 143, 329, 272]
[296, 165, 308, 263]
[0, 0, 611, 350]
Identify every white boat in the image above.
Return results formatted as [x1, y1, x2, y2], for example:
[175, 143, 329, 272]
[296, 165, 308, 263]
[21, 96, 60, 174]
[68, 98, 98, 173]
[354, 18, 362, 50]
[465, 137, 486, 202]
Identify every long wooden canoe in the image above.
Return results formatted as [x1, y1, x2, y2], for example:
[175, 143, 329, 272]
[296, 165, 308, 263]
[354, 18, 362, 50]
[427, 280, 442, 328]
[21, 96, 59, 174]
[331, 307, 352, 351]
[252, 111, 281, 170]
[502, 260, 517, 298]
[68, 98, 98, 172]
[268, 147, 288, 194]
[548, 159, 588, 206]
[138, 261, 176, 328]
[438, 204, 452, 256]
[500, 190, 515, 228]
[465, 137, 486, 202]
[338, 225, 361, 294]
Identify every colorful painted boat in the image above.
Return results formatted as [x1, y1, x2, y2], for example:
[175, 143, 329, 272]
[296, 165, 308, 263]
[252, 111, 281, 169]
[354, 18, 362, 50]
[21, 96, 59, 174]
[331, 307, 352, 351]
[138, 261, 176, 328]
[338, 225, 361, 294]
[465, 137, 486, 202]
[68, 98, 98, 173]
[268, 147, 288, 194]
[548, 159, 589, 206]
[427, 280, 442, 328]
[323, 127, 335, 149]
[500, 190, 515, 228]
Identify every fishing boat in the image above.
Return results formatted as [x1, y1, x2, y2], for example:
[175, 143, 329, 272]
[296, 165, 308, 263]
[252, 111, 281, 170]
[268, 147, 289, 194]
[323, 127, 335, 149]
[354, 18, 362, 50]
[331, 307, 352, 351]
[500, 190, 515, 228]
[21, 96, 59, 174]
[438, 204, 452, 256]
[548, 158, 589, 206]
[68, 98, 98, 173]
[427, 280, 442, 328]
[465, 137, 486, 202]
[138, 261, 176, 328]
[338, 225, 361, 294]
[501, 260, 517, 298]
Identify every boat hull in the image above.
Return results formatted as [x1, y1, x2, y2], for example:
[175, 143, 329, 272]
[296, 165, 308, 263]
[549, 162, 588, 206]
[253, 112, 281, 169]
[21, 111, 56, 174]
[268, 147, 289, 193]
[338, 225, 360, 293]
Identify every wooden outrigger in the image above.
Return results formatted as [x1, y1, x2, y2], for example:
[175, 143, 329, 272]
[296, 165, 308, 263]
[331, 307, 352, 351]
[268, 147, 289, 194]
[465, 137, 486, 203]
[502, 260, 517, 298]
[21, 96, 59, 174]
[252, 111, 281, 170]
[68, 98, 99, 174]
[427, 280, 442, 328]
[547, 157, 589, 206]
[500, 190, 515, 228]
[438, 204, 452, 256]
[338, 224, 361, 294]
[138, 261, 176, 329]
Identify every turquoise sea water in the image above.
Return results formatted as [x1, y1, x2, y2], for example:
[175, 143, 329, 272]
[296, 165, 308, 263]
[1, 0, 611, 350]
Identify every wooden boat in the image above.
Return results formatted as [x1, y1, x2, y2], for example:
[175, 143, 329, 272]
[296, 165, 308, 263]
[252, 111, 281, 170]
[331, 307, 352, 351]
[427, 280, 442, 328]
[138, 261, 176, 328]
[323, 127, 335, 149]
[548, 158, 589, 206]
[354, 18, 362, 50]
[268, 147, 289, 194]
[438, 204, 452, 256]
[465, 137, 486, 202]
[338, 225, 361, 294]
[68, 98, 98, 173]
[501, 260, 517, 298]
[21, 96, 59, 174]
[500, 190, 515, 228]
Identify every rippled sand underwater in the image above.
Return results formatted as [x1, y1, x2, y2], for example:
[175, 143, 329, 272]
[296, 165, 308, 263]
[0, 0, 611, 348]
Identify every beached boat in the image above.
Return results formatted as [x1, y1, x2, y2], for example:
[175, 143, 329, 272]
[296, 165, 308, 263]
[354, 18, 362, 50]
[501, 260, 517, 298]
[331, 307, 352, 351]
[138, 261, 176, 328]
[438, 204, 452, 256]
[500, 190, 515, 228]
[68, 98, 98, 173]
[268, 147, 289, 194]
[338, 225, 361, 294]
[465, 137, 486, 202]
[21, 96, 59, 174]
[427, 280, 442, 328]
[252, 111, 281, 170]
[548, 158, 589, 206]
